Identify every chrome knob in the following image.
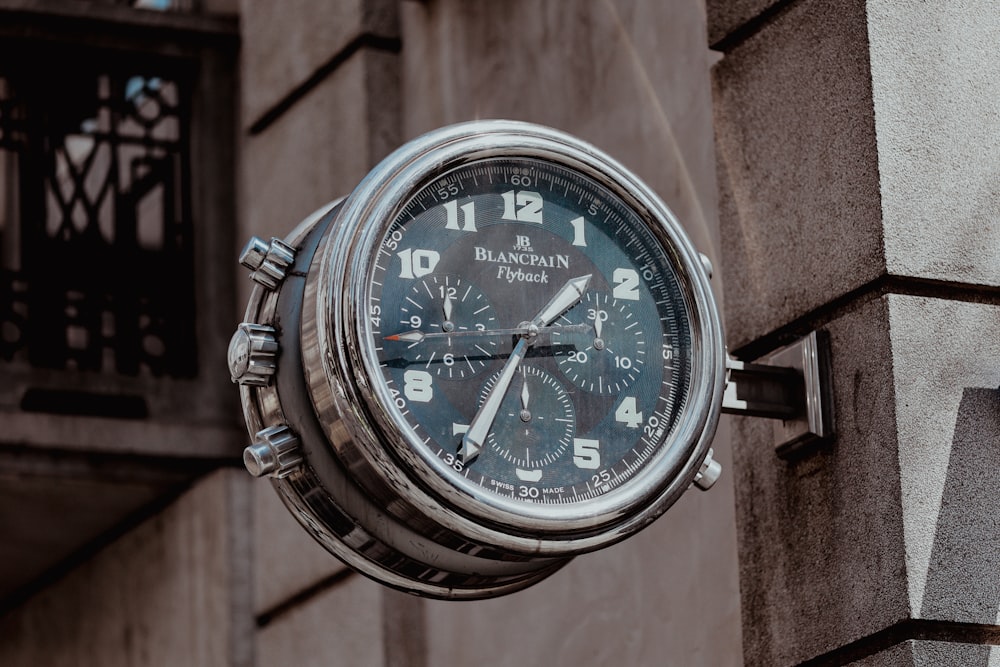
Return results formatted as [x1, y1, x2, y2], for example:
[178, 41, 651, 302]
[243, 424, 303, 478]
[239, 236, 296, 290]
[699, 252, 714, 281]
[228, 323, 278, 386]
[693, 448, 722, 491]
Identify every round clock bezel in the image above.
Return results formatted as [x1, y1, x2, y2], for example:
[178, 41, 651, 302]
[313, 120, 725, 550]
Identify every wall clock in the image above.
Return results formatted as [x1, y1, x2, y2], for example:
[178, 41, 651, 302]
[229, 120, 728, 599]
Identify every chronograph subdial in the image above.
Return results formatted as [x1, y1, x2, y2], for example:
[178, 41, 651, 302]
[387, 274, 499, 379]
[551, 290, 646, 394]
[479, 365, 575, 478]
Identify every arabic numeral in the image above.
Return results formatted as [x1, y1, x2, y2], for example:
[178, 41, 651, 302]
[615, 396, 643, 429]
[501, 190, 543, 224]
[444, 200, 477, 232]
[644, 414, 661, 438]
[442, 452, 464, 472]
[518, 485, 540, 499]
[370, 304, 381, 327]
[591, 468, 611, 485]
[383, 228, 403, 251]
[436, 183, 459, 199]
[574, 438, 601, 469]
[614, 355, 633, 369]
[389, 388, 405, 409]
[403, 370, 434, 402]
[569, 216, 586, 246]
[587, 308, 608, 323]
[612, 268, 640, 300]
[398, 248, 440, 279]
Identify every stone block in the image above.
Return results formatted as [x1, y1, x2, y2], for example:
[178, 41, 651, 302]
[713, 0, 884, 348]
[847, 640, 1000, 666]
[252, 479, 349, 616]
[887, 296, 1000, 625]
[256, 574, 384, 667]
[733, 294, 1000, 664]
[868, 0, 1000, 289]
[0, 469, 252, 667]
[240, 0, 398, 128]
[732, 297, 909, 666]
[239, 47, 400, 305]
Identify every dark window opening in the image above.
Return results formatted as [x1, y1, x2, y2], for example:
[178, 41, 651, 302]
[0, 44, 197, 378]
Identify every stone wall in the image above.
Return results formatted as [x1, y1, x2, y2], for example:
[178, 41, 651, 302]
[710, 0, 1000, 663]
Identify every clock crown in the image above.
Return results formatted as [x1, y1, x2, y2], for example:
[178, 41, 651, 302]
[240, 236, 296, 290]
[228, 323, 279, 386]
[243, 424, 303, 479]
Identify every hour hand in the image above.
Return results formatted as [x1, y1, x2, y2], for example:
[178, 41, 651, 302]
[530, 274, 591, 327]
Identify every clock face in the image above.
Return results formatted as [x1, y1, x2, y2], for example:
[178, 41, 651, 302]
[366, 156, 692, 509]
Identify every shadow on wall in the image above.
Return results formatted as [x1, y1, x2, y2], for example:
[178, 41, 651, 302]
[921, 387, 1000, 664]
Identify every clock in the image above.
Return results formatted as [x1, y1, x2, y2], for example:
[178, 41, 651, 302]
[230, 120, 726, 599]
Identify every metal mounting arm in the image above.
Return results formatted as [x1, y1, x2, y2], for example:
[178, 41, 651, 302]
[721, 331, 834, 458]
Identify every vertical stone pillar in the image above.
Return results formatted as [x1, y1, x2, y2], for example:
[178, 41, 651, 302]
[710, 0, 1000, 664]
[237, 2, 406, 665]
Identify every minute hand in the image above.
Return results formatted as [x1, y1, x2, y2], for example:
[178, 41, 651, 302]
[458, 274, 592, 465]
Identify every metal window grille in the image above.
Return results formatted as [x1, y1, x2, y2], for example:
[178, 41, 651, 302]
[0, 48, 197, 379]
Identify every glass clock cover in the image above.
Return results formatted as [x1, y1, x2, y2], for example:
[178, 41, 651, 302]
[233, 120, 725, 599]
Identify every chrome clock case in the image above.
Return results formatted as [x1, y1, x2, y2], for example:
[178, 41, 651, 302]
[230, 120, 726, 599]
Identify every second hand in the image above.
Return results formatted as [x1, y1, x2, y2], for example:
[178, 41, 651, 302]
[385, 322, 592, 344]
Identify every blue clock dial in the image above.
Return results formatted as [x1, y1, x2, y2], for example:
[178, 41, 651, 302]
[370, 157, 691, 505]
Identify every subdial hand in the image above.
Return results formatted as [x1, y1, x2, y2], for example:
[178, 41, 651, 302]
[442, 290, 454, 324]
[519, 372, 531, 422]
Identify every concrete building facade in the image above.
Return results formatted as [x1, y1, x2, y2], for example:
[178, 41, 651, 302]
[0, 1, 997, 665]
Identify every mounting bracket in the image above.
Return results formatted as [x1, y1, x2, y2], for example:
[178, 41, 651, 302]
[721, 331, 834, 458]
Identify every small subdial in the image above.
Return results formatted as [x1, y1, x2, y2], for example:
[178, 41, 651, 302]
[388, 274, 499, 379]
[481, 365, 575, 475]
[551, 290, 646, 394]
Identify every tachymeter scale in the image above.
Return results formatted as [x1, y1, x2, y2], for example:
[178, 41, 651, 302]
[367, 157, 692, 506]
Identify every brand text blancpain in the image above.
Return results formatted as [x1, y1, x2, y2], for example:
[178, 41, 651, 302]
[474, 241, 569, 285]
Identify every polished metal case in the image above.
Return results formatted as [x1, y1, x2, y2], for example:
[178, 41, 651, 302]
[234, 120, 726, 599]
